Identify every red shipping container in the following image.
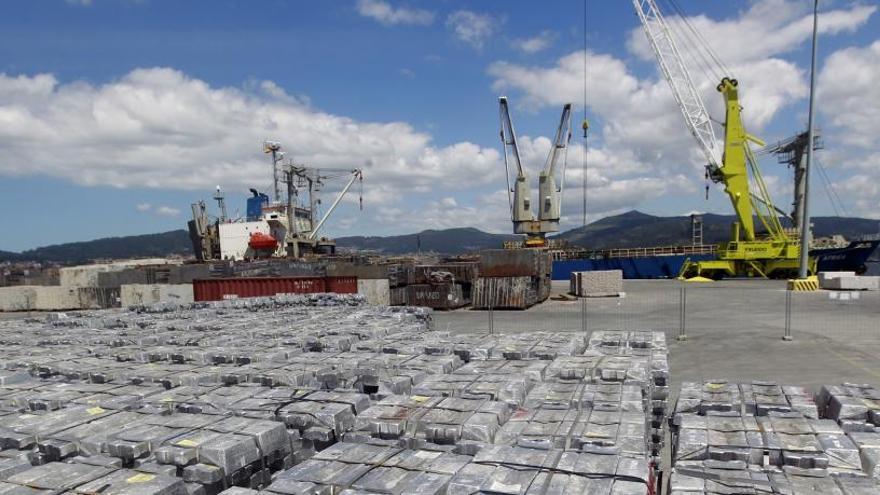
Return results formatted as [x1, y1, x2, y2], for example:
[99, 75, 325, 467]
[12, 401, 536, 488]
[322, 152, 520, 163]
[193, 277, 326, 302]
[325, 276, 358, 294]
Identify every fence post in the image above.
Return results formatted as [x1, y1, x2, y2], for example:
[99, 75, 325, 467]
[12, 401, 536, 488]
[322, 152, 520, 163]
[783, 289, 793, 341]
[581, 296, 587, 336]
[677, 284, 687, 341]
[488, 301, 494, 335]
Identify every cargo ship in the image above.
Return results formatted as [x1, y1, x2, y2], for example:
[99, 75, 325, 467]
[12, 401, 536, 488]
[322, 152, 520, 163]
[187, 141, 362, 262]
[551, 238, 880, 280]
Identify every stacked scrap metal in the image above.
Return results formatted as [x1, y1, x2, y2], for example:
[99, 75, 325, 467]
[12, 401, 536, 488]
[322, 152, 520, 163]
[473, 250, 551, 309]
[387, 262, 479, 310]
[0, 296, 663, 494]
[668, 380, 880, 494]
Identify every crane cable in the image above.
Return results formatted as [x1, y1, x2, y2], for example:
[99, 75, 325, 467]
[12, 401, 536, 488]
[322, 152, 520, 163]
[664, 0, 731, 78]
[661, 0, 722, 84]
[581, 0, 589, 227]
[815, 157, 848, 217]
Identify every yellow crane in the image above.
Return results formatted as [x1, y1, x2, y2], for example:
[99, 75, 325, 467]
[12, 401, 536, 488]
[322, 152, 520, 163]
[632, 0, 815, 279]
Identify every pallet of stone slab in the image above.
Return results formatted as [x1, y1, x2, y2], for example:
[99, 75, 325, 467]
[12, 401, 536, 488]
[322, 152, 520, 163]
[588, 330, 668, 356]
[482, 333, 587, 360]
[451, 444, 653, 495]
[669, 395, 871, 478]
[674, 381, 818, 419]
[265, 441, 472, 495]
[411, 373, 534, 406]
[0, 462, 184, 494]
[351, 395, 512, 447]
[668, 460, 880, 494]
[471, 276, 538, 310]
[454, 360, 550, 385]
[49, 415, 301, 490]
[570, 270, 623, 297]
[816, 383, 880, 431]
[819, 271, 880, 291]
[494, 404, 649, 456]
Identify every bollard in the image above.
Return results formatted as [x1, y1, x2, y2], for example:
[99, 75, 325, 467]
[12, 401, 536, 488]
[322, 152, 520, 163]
[783, 289, 793, 341]
[677, 285, 687, 341]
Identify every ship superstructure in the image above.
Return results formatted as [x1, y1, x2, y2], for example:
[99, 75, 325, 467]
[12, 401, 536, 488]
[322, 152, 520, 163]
[188, 141, 362, 261]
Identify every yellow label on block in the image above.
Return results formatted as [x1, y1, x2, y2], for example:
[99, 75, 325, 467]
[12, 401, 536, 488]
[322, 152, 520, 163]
[126, 473, 155, 483]
[86, 407, 106, 415]
[411, 395, 430, 403]
[176, 439, 198, 447]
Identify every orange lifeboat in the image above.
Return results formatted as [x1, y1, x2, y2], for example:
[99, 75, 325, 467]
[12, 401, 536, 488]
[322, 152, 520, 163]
[248, 232, 278, 251]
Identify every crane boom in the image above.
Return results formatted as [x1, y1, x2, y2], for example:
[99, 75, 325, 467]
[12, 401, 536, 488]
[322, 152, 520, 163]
[632, 0, 722, 169]
[632, 1, 810, 279]
[499, 97, 535, 228]
[307, 169, 362, 240]
[538, 103, 572, 225]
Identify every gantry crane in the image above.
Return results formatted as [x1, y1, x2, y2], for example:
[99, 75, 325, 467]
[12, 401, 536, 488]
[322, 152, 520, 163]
[632, 0, 814, 279]
[499, 97, 573, 248]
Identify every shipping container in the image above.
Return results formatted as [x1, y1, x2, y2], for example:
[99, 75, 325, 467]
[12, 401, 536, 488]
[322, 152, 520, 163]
[471, 276, 538, 309]
[325, 276, 358, 294]
[193, 276, 357, 302]
[405, 283, 467, 310]
[479, 249, 551, 277]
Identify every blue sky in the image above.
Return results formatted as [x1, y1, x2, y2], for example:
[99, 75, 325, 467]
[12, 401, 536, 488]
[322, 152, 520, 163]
[0, 0, 878, 251]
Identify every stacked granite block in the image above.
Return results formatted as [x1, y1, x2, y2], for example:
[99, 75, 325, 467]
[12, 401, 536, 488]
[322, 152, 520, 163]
[0, 295, 664, 494]
[570, 270, 623, 297]
[669, 381, 880, 494]
[587, 331, 669, 458]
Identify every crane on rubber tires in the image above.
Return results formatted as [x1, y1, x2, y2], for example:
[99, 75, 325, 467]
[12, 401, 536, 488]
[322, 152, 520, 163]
[631, 0, 815, 279]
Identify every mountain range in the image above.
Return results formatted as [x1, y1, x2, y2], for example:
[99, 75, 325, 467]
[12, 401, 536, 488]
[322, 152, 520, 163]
[2, 210, 878, 263]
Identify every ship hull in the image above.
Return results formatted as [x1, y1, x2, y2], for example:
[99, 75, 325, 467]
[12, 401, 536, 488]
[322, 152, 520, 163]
[551, 240, 880, 280]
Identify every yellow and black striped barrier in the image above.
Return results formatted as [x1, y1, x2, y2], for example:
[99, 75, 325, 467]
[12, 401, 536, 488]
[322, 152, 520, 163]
[787, 276, 819, 292]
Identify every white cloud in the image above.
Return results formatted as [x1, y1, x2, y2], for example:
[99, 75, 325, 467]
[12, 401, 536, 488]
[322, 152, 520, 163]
[512, 30, 554, 54]
[155, 205, 180, 217]
[626, 1, 875, 65]
[446, 10, 496, 50]
[356, 0, 434, 26]
[135, 203, 181, 217]
[487, 1, 877, 223]
[66, 0, 93, 5]
[816, 40, 880, 218]
[398, 68, 415, 79]
[0, 68, 502, 207]
[835, 176, 880, 219]
[819, 40, 880, 152]
[372, 193, 512, 234]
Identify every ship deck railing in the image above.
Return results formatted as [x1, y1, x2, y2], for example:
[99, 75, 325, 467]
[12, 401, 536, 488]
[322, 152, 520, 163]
[550, 244, 718, 261]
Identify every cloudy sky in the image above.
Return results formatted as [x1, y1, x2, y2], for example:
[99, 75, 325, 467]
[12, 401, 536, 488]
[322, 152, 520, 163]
[1, 0, 878, 251]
